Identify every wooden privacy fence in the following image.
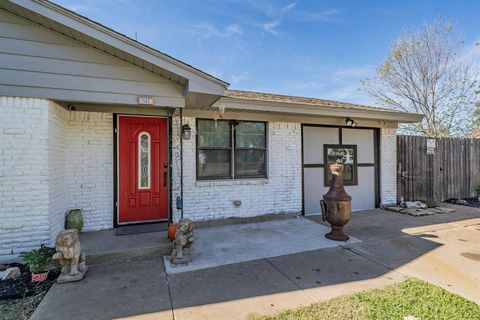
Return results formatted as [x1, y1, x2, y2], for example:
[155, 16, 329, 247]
[397, 135, 480, 202]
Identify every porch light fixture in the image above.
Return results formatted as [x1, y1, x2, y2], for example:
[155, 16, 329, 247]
[182, 124, 191, 140]
[345, 118, 358, 127]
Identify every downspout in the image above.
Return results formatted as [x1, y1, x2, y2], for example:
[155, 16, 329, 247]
[180, 108, 184, 219]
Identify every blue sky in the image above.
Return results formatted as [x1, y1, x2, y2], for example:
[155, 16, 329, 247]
[55, 0, 480, 105]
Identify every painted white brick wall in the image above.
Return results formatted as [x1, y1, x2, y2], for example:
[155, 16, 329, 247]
[0, 99, 113, 261]
[48, 108, 113, 238]
[172, 117, 303, 222]
[48, 102, 69, 245]
[0, 99, 399, 261]
[380, 128, 397, 205]
[65, 112, 113, 231]
[0, 97, 51, 260]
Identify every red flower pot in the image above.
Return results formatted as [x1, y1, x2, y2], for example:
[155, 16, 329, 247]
[31, 271, 49, 283]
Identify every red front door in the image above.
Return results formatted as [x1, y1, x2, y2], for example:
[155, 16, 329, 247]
[118, 116, 168, 223]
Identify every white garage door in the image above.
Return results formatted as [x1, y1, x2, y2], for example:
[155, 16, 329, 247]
[303, 125, 378, 214]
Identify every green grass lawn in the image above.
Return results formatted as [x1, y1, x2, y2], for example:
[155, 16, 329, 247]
[261, 278, 480, 320]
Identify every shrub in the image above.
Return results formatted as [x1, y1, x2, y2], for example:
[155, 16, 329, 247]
[474, 185, 480, 198]
[20, 245, 54, 273]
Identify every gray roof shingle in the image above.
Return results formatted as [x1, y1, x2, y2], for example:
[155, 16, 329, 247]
[224, 89, 403, 113]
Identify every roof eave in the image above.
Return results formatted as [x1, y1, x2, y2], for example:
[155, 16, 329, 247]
[216, 97, 424, 123]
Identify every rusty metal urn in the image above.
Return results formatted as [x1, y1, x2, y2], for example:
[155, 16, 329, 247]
[320, 163, 352, 241]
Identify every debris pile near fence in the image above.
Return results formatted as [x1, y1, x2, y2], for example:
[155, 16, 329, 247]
[386, 204, 456, 217]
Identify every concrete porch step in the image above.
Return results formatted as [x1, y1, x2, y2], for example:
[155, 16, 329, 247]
[80, 229, 172, 265]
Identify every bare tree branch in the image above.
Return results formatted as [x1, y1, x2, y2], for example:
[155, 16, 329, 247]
[362, 19, 479, 137]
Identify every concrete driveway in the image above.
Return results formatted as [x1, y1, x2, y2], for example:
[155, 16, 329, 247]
[31, 205, 480, 320]
[333, 205, 480, 303]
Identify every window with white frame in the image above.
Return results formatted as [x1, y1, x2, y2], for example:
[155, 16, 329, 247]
[196, 119, 267, 179]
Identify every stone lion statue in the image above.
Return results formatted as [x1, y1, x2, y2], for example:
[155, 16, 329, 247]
[171, 219, 194, 264]
[52, 229, 87, 283]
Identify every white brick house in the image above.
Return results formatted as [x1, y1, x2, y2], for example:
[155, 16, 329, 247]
[0, 0, 423, 261]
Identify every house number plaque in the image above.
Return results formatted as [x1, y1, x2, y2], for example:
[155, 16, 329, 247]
[137, 97, 154, 105]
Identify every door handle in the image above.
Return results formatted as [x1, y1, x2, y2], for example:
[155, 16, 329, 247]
[163, 171, 167, 187]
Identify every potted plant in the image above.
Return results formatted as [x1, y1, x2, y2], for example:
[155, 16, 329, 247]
[21, 245, 53, 283]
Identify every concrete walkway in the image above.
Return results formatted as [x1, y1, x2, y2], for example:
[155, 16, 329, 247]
[31, 206, 480, 320]
[164, 218, 359, 274]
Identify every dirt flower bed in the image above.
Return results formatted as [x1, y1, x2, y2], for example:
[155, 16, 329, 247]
[0, 262, 59, 320]
[461, 197, 480, 208]
[0, 292, 46, 320]
[0, 263, 58, 300]
[445, 197, 480, 208]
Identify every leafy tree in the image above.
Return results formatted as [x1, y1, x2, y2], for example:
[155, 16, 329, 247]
[363, 20, 479, 137]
